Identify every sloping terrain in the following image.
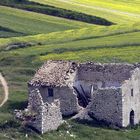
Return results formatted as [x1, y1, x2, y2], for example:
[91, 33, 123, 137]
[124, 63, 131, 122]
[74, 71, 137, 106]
[0, 0, 140, 140]
[30, 0, 140, 24]
[0, 24, 140, 139]
[0, 0, 114, 26]
[1, 24, 140, 62]
[0, 5, 90, 38]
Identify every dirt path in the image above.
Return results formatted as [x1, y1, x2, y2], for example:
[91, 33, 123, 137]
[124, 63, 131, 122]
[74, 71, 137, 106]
[58, 0, 140, 18]
[0, 73, 9, 107]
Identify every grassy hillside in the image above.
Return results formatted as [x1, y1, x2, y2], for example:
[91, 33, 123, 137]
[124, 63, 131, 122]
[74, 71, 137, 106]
[0, 24, 140, 139]
[30, 0, 140, 24]
[74, 0, 140, 14]
[0, 6, 91, 38]
[0, 0, 113, 26]
[0, 26, 24, 38]
[1, 24, 140, 49]
[0, 0, 140, 140]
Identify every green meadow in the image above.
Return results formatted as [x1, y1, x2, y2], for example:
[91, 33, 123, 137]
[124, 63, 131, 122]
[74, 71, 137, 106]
[0, 6, 90, 38]
[0, 0, 140, 139]
[30, 0, 140, 24]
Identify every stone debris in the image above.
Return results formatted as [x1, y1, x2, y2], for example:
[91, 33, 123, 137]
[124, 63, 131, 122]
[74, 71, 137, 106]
[14, 109, 24, 121]
[29, 60, 78, 87]
[72, 107, 92, 121]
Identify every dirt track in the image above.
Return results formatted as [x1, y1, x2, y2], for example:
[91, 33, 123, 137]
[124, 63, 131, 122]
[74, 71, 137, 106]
[0, 73, 9, 107]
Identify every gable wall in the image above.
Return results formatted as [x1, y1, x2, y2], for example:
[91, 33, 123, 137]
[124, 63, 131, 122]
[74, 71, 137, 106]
[122, 68, 140, 127]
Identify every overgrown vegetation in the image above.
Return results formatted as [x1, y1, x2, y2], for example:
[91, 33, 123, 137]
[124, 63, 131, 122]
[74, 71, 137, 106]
[0, 0, 113, 26]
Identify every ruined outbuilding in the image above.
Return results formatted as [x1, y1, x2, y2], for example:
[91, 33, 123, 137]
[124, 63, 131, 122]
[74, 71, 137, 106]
[28, 60, 140, 133]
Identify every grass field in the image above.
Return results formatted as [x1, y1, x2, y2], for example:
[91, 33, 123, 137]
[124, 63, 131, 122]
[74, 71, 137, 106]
[0, 5, 91, 38]
[30, 0, 140, 24]
[0, 0, 140, 139]
[1, 24, 140, 63]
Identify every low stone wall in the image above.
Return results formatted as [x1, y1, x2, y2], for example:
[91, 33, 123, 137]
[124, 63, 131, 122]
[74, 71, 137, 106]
[28, 89, 63, 134]
[88, 88, 123, 127]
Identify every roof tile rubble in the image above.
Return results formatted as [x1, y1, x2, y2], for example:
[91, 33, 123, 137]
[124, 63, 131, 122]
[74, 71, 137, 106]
[29, 60, 78, 87]
[29, 61, 140, 87]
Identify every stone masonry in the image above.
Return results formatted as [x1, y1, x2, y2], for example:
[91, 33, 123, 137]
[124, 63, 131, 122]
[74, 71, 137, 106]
[28, 88, 63, 134]
[88, 88, 123, 126]
[121, 68, 140, 127]
[27, 60, 140, 133]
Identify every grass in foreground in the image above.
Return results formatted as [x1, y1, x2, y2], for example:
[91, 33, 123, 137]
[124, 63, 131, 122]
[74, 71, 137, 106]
[1, 117, 140, 140]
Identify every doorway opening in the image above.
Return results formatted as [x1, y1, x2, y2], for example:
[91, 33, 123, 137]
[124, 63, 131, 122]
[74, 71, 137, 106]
[130, 110, 135, 126]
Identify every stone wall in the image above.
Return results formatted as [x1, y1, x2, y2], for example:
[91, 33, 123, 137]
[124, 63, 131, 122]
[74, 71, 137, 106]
[41, 100, 63, 133]
[29, 85, 80, 116]
[28, 89, 43, 132]
[76, 63, 135, 95]
[27, 62, 140, 128]
[54, 87, 80, 116]
[88, 88, 123, 127]
[121, 68, 140, 127]
[75, 66, 140, 127]
[28, 89, 63, 134]
[38, 86, 80, 116]
[78, 63, 135, 85]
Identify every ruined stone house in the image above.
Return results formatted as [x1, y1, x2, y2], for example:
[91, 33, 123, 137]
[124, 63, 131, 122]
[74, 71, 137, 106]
[28, 60, 140, 133]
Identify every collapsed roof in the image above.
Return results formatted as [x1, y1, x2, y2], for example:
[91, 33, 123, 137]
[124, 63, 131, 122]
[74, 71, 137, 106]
[29, 60, 77, 87]
[29, 60, 140, 87]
